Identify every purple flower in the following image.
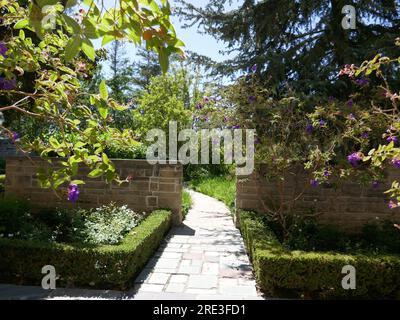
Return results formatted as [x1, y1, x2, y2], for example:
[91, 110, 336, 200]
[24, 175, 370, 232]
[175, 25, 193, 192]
[319, 119, 326, 127]
[203, 96, 210, 103]
[361, 132, 369, 139]
[255, 137, 261, 145]
[347, 99, 354, 107]
[139, 110, 145, 116]
[251, 64, 257, 73]
[11, 132, 20, 143]
[248, 95, 257, 103]
[323, 170, 331, 178]
[387, 136, 398, 144]
[389, 200, 398, 209]
[372, 181, 380, 188]
[223, 116, 229, 123]
[306, 123, 313, 134]
[355, 78, 369, 87]
[392, 158, 400, 169]
[347, 152, 362, 168]
[0, 77, 16, 90]
[68, 184, 80, 202]
[232, 125, 241, 129]
[194, 116, 200, 123]
[0, 42, 7, 58]
[328, 96, 335, 102]
[310, 179, 318, 187]
[349, 113, 356, 121]
[196, 104, 203, 110]
[204, 117, 209, 122]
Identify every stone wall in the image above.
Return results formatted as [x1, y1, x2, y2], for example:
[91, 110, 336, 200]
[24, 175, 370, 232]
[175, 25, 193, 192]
[0, 138, 25, 159]
[236, 166, 400, 232]
[5, 157, 183, 225]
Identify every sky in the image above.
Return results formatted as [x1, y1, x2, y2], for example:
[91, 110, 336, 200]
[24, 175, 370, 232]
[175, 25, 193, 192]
[95, 0, 239, 75]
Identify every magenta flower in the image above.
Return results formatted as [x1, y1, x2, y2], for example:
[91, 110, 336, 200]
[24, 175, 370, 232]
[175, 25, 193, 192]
[346, 99, 354, 107]
[348, 152, 362, 168]
[387, 136, 398, 144]
[11, 132, 20, 143]
[310, 179, 318, 187]
[361, 132, 369, 139]
[355, 78, 369, 87]
[68, 184, 80, 202]
[0, 77, 16, 90]
[392, 158, 400, 169]
[248, 95, 257, 103]
[306, 123, 313, 134]
[389, 200, 398, 210]
[0, 42, 7, 58]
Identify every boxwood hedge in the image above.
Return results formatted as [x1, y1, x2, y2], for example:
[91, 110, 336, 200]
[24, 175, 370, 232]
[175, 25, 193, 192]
[239, 211, 400, 299]
[0, 210, 172, 290]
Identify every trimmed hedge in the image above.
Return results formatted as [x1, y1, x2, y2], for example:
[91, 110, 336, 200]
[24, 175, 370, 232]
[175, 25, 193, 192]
[0, 210, 172, 290]
[239, 211, 400, 299]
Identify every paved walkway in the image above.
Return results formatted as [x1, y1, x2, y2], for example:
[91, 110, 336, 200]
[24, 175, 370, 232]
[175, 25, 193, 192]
[0, 190, 261, 300]
[129, 190, 261, 300]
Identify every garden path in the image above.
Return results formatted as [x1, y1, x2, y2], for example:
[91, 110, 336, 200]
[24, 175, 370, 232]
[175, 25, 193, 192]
[128, 190, 262, 300]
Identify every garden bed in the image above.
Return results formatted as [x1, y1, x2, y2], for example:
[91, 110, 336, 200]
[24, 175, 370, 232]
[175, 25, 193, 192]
[239, 211, 400, 299]
[0, 210, 172, 290]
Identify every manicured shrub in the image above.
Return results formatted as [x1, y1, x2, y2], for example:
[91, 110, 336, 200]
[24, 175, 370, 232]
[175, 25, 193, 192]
[239, 211, 400, 299]
[0, 210, 172, 290]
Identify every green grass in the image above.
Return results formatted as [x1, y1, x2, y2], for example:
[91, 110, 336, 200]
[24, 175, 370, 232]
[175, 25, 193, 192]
[189, 175, 236, 210]
[182, 190, 193, 219]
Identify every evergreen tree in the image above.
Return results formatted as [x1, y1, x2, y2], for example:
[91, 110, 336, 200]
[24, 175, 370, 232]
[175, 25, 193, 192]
[107, 40, 135, 104]
[176, 0, 400, 96]
[131, 46, 162, 93]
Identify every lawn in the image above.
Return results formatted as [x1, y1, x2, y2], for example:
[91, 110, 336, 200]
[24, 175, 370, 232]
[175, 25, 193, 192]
[188, 175, 236, 210]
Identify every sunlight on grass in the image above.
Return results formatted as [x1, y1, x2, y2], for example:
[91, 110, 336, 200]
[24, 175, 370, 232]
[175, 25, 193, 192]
[189, 175, 236, 210]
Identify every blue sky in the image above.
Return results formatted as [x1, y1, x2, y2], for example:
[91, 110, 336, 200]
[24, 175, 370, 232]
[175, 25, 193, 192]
[95, 0, 238, 75]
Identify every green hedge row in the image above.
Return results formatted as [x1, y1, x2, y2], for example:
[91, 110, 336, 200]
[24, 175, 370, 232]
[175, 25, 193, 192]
[0, 210, 172, 290]
[239, 211, 400, 299]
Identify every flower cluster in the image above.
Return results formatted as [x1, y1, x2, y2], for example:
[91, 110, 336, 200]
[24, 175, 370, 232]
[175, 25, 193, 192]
[347, 152, 363, 168]
[68, 184, 80, 202]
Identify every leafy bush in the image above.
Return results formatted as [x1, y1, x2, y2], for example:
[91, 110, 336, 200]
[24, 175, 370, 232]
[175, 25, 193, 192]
[182, 190, 193, 219]
[239, 211, 400, 299]
[105, 141, 147, 160]
[76, 203, 143, 245]
[0, 210, 172, 290]
[0, 199, 143, 245]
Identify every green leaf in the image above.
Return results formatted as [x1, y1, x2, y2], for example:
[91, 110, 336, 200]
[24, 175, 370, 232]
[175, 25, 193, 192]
[99, 80, 108, 100]
[88, 168, 103, 178]
[82, 38, 96, 61]
[14, 19, 29, 29]
[65, 36, 82, 62]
